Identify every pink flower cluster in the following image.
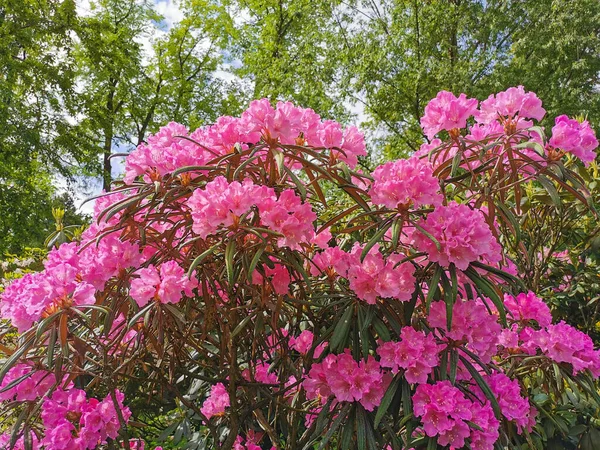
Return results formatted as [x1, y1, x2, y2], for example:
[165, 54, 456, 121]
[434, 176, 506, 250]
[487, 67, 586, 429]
[0, 430, 39, 450]
[252, 260, 291, 295]
[41, 389, 130, 450]
[504, 291, 552, 327]
[0, 236, 145, 331]
[377, 327, 441, 384]
[485, 373, 536, 433]
[414, 381, 499, 449]
[303, 351, 387, 411]
[428, 299, 501, 363]
[346, 246, 416, 304]
[476, 86, 545, 124]
[369, 157, 443, 209]
[420, 91, 478, 139]
[0, 248, 95, 332]
[242, 362, 278, 385]
[309, 244, 415, 304]
[241, 99, 366, 166]
[188, 176, 317, 249]
[201, 382, 230, 419]
[412, 202, 501, 270]
[531, 322, 600, 376]
[124, 100, 366, 184]
[130, 261, 196, 306]
[289, 330, 326, 358]
[234, 431, 276, 450]
[0, 364, 56, 402]
[549, 115, 598, 165]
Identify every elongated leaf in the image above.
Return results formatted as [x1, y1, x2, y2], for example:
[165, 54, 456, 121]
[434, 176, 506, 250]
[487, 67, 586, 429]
[412, 221, 441, 251]
[361, 220, 393, 262]
[371, 316, 391, 342]
[187, 244, 220, 278]
[225, 239, 236, 286]
[356, 405, 367, 450]
[459, 355, 502, 418]
[232, 315, 252, 338]
[330, 306, 354, 352]
[283, 165, 307, 200]
[375, 375, 401, 427]
[537, 174, 562, 210]
[247, 246, 265, 281]
[316, 403, 352, 450]
[0, 335, 36, 384]
[425, 265, 442, 312]
[440, 271, 453, 331]
[464, 267, 507, 326]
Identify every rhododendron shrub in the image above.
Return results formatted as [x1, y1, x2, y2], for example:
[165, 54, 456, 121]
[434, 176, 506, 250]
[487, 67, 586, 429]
[1, 91, 600, 449]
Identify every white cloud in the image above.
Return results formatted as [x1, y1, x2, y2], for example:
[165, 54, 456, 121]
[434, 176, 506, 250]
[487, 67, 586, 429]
[154, 0, 184, 29]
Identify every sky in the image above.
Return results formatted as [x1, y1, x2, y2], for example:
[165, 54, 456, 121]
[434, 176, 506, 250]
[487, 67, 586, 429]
[69, 0, 366, 215]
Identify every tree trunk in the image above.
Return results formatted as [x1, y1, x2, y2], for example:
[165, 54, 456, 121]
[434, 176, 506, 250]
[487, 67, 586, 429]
[102, 127, 113, 191]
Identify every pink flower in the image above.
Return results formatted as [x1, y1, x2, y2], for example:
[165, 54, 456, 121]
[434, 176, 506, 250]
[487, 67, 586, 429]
[429, 299, 501, 363]
[504, 291, 552, 327]
[413, 381, 473, 448]
[289, 330, 314, 354]
[41, 389, 130, 450]
[370, 157, 443, 209]
[476, 86, 545, 124]
[252, 261, 291, 295]
[549, 115, 598, 165]
[188, 177, 268, 239]
[377, 327, 441, 384]
[531, 321, 600, 376]
[484, 373, 532, 433]
[412, 202, 501, 270]
[420, 91, 478, 139]
[258, 189, 317, 250]
[130, 261, 196, 306]
[303, 351, 387, 411]
[339, 125, 367, 168]
[346, 247, 416, 304]
[0, 364, 56, 402]
[201, 383, 230, 419]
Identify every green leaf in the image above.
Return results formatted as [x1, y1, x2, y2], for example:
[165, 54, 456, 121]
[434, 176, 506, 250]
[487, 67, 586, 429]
[247, 246, 266, 281]
[374, 375, 401, 427]
[225, 239, 236, 286]
[187, 243, 220, 278]
[316, 403, 352, 450]
[464, 267, 507, 326]
[425, 264, 442, 312]
[412, 221, 441, 251]
[459, 355, 502, 419]
[361, 220, 393, 262]
[371, 316, 391, 342]
[330, 305, 354, 352]
[537, 174, 562, 210]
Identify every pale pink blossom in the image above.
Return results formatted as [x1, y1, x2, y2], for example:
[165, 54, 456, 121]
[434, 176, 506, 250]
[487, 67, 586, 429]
[549, 115, 598, 165]
[370, 157, 443, 209]
[421, 91, 478, 139]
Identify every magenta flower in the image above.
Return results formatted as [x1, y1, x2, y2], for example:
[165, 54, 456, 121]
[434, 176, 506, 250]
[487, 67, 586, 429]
[428, 299, 501, 363]
[549, 115, 598, 165]
[201, 383, 230, 419]
[504, 291, 552, 327]
[420, 91, 478, 139]
[370, 157, 443, 209]
[476, 86, 545, 124]
[412, 202, 502, 270]
[130, 261, 196, 306]
[377, 327, 441, 384]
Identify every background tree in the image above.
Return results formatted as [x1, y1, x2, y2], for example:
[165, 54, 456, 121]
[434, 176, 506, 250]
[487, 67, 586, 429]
[0, 0, 89, 254]
[232, 0, 349, 119]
